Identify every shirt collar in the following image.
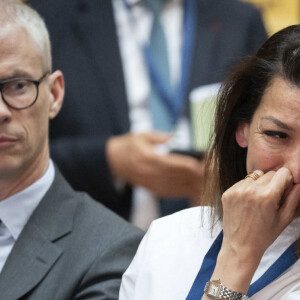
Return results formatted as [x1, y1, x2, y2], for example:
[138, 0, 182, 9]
[0, 160, 55, 240]
[125, 0, 180, 9]
[126, 0, 141, 6]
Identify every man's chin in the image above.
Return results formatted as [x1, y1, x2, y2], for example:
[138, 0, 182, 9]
[0, 158, 22, 178]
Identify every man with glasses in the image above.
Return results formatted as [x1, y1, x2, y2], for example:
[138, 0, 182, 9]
[0, 1, 143, 299]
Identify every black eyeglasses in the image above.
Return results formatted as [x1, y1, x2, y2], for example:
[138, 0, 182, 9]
[0, 72, 49, 110]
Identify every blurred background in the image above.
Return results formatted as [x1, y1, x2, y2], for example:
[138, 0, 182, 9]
[243, 0, 300, 35]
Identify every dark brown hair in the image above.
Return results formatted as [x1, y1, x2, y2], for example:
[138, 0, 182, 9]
[202, 25, 300, 221]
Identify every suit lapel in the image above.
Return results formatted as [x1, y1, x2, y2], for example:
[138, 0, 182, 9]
[188, 0, 222, 90]
[0, 170, 76, 299]
[183, 0, 224, 116]
[0, 222, 63, 300]
[71, 0, 130, 133]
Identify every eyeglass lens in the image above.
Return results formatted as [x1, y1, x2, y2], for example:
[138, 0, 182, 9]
[2, 79, 38, 109]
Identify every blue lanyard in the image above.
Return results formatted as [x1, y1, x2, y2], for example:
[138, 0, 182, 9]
[186, 231, 298, 299]
[122, 0, 197, 125]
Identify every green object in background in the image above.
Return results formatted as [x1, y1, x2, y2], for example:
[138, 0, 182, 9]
[189, 83, 221, 151]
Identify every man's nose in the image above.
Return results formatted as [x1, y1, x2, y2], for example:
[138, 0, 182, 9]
[0, 94, 12, 123]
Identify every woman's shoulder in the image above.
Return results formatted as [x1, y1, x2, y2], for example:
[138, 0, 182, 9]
[146, 206, 220, 243]
[120, 207, 222, 299]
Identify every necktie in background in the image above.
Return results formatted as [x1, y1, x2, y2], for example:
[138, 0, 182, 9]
[147, 0, 173, 132]
[144, 0, 190, 216]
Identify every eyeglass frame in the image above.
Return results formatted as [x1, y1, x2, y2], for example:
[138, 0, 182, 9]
[0, 72, 50, 110]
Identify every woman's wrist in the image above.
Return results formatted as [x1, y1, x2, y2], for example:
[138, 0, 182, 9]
[211, 246, 260, 295]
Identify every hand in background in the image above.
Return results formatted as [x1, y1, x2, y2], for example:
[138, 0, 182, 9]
[106, 132, 204, 201]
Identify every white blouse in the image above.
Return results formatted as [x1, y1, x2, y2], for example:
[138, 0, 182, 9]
[120, 207, 300, 300]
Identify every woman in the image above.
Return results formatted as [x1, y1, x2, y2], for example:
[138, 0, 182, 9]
[119, 25, 300, 300]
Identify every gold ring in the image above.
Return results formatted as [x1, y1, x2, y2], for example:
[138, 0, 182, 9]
[245, 172, 261, 181]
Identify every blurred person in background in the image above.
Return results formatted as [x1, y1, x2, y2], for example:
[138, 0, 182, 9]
[29, 0, 267, 229]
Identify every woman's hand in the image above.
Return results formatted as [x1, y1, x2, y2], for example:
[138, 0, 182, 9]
[222, 167, 300, 264]
[202, 167, 300, 299]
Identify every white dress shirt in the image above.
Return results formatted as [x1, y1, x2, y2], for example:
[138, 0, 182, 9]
[120, 207, 300, 300]
[0, 160, 55, 273]
[113, 0, 191, 229]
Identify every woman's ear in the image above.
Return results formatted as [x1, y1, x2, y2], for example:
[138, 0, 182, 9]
[48, 70, 65, 120]
[235, 121, 249, 148]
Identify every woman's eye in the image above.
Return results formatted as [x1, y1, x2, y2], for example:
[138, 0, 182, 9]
[264, 130, 288, 139]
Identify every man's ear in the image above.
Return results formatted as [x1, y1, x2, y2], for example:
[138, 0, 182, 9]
[48, 70, 65, 119]
[235, 121, 249, 148]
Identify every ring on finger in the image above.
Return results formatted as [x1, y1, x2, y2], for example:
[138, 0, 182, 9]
[245, 172, 261, 181]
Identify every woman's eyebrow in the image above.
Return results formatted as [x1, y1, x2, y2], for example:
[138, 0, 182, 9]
[261, 116, 293, 131]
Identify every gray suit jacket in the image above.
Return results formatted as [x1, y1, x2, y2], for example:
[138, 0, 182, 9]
[0, 168, 144, 300]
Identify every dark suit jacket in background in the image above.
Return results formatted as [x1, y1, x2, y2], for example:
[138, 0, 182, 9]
[29, 0, 267, 219]
[0, 167, 143, 300]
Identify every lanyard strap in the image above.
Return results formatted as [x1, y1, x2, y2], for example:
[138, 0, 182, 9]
[186, 231, 223, 300]
[248, 241, 298, 297]
[186, 231, 298, 299]
[122, 0, 197, 125]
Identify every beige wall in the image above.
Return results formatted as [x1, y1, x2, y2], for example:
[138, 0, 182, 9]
[242, 0, 300, 35]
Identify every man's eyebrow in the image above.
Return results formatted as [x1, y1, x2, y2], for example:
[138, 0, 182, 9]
[261, 116, 293, 131]
[0, 71, 33, 82]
